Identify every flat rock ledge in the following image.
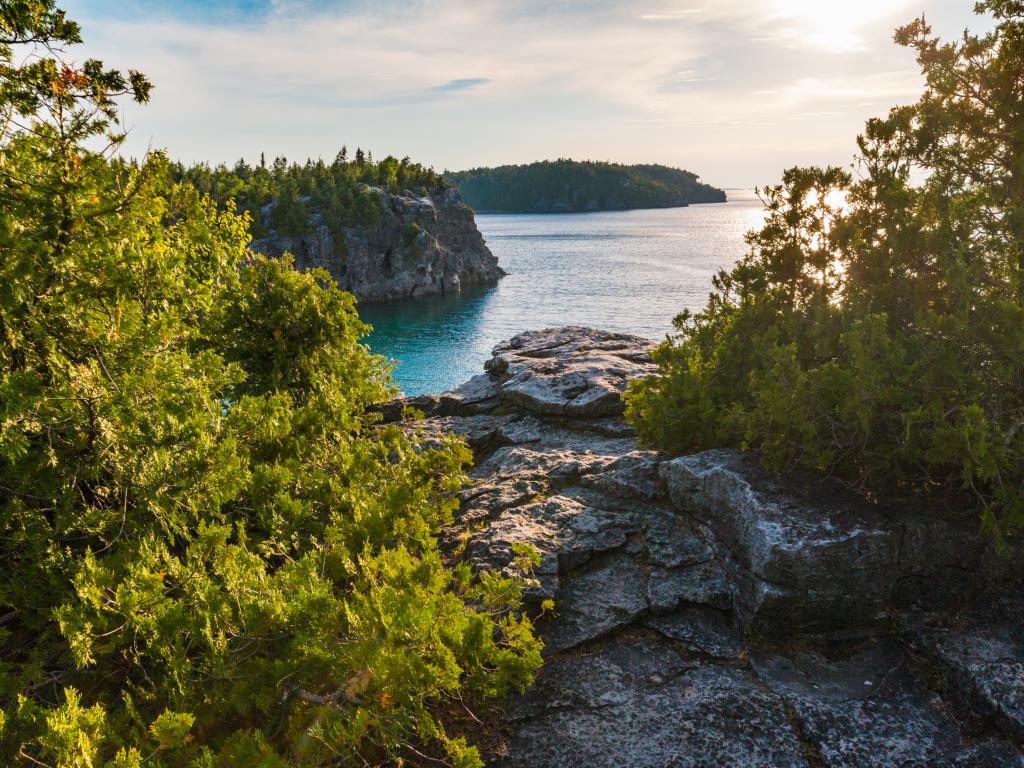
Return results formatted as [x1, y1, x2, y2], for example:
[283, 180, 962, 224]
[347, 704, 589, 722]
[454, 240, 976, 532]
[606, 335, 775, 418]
[389, 327, 1024, 768]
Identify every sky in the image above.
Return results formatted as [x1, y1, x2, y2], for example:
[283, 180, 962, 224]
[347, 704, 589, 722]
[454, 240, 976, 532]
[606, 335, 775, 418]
[62, 0, 992, 188]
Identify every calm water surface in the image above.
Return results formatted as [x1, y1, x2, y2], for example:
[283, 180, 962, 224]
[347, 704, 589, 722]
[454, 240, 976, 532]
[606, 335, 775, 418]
[359, 191, 766, 396]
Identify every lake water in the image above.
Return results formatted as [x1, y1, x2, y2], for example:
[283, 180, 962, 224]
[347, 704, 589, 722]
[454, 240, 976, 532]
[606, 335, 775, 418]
[359, 190, 766, 396]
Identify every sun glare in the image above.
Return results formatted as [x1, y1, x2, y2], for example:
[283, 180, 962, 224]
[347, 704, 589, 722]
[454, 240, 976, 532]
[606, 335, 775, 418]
[769, 0, 908, 51]
[823, 188, 849, 212]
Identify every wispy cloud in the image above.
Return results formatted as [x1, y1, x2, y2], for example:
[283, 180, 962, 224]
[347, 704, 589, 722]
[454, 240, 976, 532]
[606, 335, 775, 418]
[639, 9, 704, 21]
[431, 78, 490, 92]
[63, 0, 991, 185]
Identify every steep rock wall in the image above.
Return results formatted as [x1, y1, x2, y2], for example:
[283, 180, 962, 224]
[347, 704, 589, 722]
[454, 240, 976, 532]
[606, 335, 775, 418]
[250, 187, 503, 302]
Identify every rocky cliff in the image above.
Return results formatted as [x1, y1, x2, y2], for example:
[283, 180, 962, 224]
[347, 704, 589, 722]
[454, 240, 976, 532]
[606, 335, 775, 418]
[390, 326, 1024, 768]
[250, 186, 503, 302]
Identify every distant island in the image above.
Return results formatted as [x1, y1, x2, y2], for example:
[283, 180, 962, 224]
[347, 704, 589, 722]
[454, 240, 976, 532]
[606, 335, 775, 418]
[445, 159, 727, 213]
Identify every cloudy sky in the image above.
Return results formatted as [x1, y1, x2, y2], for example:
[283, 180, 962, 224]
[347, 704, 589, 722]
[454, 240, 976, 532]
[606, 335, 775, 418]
[63, 0, 990, 187]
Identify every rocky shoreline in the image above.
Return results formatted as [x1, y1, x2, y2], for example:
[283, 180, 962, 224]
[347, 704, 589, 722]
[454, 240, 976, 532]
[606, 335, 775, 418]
[389, 326, 1024, 768]
[251, 186, 503, 302]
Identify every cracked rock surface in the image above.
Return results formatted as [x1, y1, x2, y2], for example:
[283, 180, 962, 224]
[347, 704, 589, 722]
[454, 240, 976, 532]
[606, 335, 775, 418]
[391, 327, 1024, 767]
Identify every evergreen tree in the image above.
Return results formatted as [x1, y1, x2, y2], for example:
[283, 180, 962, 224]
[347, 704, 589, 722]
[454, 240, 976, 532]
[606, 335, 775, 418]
[378, 155, 400, 189]
[625, 2, 1024, 538]
[0, 3, 541, 765]
[165, 147, 445, 243]
[269, 177, 308, 234]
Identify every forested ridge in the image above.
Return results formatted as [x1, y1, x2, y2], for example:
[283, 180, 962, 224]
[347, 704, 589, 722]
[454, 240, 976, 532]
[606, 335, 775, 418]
[0, 3, 540, 766]
[168, 150, 446, 239]
[446, 160, 726, 213]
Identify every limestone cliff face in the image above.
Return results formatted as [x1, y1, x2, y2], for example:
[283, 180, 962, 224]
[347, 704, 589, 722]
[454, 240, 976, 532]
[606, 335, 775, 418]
[249, 186, 504, 302]
[385, 327, 1024, 768]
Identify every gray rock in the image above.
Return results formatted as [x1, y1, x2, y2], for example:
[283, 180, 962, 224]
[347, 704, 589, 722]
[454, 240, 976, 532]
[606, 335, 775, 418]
[539, 553, 648, 654]
[579, 451, 662, 500]
[496, 416, 546, 445]
[661, 450, 901, 634]
[413, 414, 511, 452]
[504, 638, 695, 723]
[397, 327, 1024, 767]
[643, 507, 716, 569]
[753, 640, 1024, 768]
[924, 623, 1024, 740]
[648, 559, 732, 612]
[644, 606, 745, 659]
[500, 639, 809, 768]
[463, 493, 642, 602]
[661, 449, 1020, 636]
[250, 186, 502, 302]
[936, 741, 1024, 767]
[438, 373, 501, 414]
[484, 327, 656, 417]
[564, 416, 638, 438]
[455, 477, 548, 525]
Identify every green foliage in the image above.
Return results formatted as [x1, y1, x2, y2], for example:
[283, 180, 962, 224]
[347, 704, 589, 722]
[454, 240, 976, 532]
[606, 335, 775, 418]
[169, 152, 443, 242]
[626, 3, 1024, 537]
[446, 159, 726, 212]
[268, 177, 308, 235]
[401, 221, 422, 248]
[0, 3, 541, 765]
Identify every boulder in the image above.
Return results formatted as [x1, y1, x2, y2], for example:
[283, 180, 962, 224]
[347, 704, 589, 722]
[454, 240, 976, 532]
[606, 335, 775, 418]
[484, 327, 656, 417]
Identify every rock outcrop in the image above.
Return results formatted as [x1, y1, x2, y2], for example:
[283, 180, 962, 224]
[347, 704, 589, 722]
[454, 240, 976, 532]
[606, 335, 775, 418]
[392, 327, 1024, 767]
[250, 186, 503, 302]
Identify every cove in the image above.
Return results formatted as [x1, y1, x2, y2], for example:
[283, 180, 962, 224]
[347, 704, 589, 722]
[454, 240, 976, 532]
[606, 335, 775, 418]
[359, 192, 766, 396]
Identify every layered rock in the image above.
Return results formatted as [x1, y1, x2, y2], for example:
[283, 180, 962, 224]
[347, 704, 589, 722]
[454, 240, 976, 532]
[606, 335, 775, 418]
[250, 186, 503, 302]
[392, 327, 1024, 767]
[660, 450, 1019, 638]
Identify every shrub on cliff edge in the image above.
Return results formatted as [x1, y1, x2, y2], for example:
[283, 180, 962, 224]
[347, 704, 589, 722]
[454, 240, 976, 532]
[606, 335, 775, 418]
[0, 3, 541, 765]
[626, 1, 1024, 539]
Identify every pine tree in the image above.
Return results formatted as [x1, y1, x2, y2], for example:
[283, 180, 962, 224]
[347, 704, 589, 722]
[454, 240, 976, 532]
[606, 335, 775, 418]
[269, 177, 308, 234]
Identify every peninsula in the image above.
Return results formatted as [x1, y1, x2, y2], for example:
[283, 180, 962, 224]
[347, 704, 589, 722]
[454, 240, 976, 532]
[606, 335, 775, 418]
[172, 152, 504, 302]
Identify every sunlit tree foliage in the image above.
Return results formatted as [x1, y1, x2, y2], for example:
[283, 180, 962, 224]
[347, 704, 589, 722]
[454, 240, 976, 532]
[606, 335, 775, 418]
[0, 3, 541, 765]
[627, 1, 1024, 539]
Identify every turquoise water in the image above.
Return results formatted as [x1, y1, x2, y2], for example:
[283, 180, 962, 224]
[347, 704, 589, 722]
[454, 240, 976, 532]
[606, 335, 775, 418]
[359, 191, 767, 396]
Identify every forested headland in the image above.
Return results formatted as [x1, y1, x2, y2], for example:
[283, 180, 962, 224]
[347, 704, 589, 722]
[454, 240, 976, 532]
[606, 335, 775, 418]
[445, 160, 726, 213]
[169, 150, 446, 239]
